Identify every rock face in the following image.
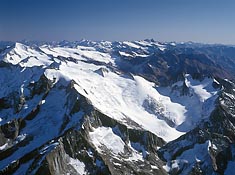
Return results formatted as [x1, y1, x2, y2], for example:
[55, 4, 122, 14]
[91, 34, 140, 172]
[0, 40, 235, 174]
[158, 78, 235, 175]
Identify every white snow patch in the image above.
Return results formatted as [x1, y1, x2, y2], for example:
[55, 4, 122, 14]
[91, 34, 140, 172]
[123, 41, 141, 49]
[164, 141, 212, 174]
[89, 127, 125, 154]
[125, 150, 144, 162]
[208, 140, 218, 151]
[119, 51, 133, 57]
[0, 143, 8, 150]
[133, 52, 149, 57]
[133, 41, 152, 47]
[41, 100, 46, 105]
[69, 157, 86, 174]
[153, 43, 166, 51]
[151, 165, 159, 169]
[213, 78, 220, 85]
[113, 162, 122, 166]
[17, 134, 27, 142]
[184, 74, 217, 102]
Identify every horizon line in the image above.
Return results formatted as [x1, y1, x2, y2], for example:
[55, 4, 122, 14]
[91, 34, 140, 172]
[1, 39, 235, 46]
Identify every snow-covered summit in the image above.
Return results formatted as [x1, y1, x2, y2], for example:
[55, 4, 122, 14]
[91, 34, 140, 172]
[1, 42, 53, 67]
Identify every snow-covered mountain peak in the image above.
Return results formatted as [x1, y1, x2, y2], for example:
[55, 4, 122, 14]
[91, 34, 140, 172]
[14, 42, 27, 50]
[1, 42, 53, 67]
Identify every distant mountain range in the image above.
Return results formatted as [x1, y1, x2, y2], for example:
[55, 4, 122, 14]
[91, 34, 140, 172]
[0, 40, 235, 174]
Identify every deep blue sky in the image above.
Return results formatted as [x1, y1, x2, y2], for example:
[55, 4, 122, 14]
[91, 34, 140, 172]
[0, 0, 235, 44]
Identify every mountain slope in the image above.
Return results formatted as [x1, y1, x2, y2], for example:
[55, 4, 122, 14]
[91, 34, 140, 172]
[0, 40, 235, 174]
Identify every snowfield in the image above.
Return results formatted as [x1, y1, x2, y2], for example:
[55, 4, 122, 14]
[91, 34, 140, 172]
[89, 126, 125, 154]
[0, 42, 219, 143]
